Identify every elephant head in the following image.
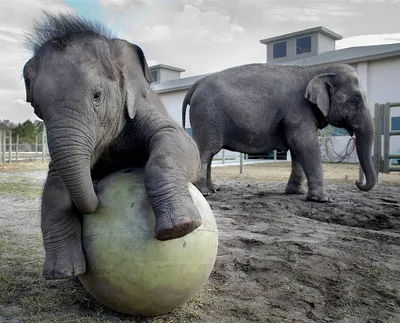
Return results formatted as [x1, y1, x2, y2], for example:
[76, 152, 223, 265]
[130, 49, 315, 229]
[23, 13, 153, 214]
[305, 64, 377, 192]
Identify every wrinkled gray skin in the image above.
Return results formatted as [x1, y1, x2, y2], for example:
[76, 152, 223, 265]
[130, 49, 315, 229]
[182, 63, 377, 200]
[23, 13, 201, 280]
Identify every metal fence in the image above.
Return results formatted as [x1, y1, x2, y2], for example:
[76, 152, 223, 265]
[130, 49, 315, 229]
[0, 129, 50, 163]
[373, 102, 400, 176]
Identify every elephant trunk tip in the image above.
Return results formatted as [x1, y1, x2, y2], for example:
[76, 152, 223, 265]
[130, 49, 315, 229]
[355, 178, 376, 192]
[75, 196, 99, 214]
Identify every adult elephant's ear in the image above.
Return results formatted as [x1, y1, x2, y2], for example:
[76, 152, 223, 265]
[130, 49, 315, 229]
[130, 43, 153, 83]
[305, 73, 335, 117]
[114, 39, 153, 119]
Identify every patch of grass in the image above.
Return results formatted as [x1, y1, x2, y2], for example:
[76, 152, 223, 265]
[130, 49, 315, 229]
[0, 162, 49, 172]
[212, 162, 400, 185]
[0, 182, 43, 196]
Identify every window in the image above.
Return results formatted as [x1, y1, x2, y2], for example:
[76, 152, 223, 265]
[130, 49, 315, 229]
[392, 117, 400, 131]
[273, 41, 286, 59]
[380, 116, 400, 134]
[296, 36, 312, 55]
[150, 70, 158, 83]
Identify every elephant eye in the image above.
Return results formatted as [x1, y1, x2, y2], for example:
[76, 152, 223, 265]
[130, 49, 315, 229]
[93, 90, 102, 101]
[92, 88, 104, 106]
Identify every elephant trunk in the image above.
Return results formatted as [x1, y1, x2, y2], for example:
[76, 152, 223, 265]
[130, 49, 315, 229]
[47, 123, 99, 214]
[354, 111, 377, 192]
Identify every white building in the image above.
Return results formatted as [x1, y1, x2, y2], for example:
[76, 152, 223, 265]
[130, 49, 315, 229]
[151, 26, 400, 163]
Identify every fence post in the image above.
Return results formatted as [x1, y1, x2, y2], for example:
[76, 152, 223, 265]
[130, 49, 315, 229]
[2, 130, 5, 163]
[373, 103, 382, 180]
[273, 150, 277, 160]
[239, 153, 244, 175]
[383, 103, 391, 173]
[42, 130, 46, 163]
[8, 130, 12, 163]
[0, 130, 3, 163]
[221, 149, 225, 164]
[35, 135, 38, 156]
[16, 134, 19, 162]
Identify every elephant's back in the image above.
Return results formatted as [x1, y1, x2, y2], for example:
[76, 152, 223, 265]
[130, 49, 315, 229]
[190, 63, 304, 113]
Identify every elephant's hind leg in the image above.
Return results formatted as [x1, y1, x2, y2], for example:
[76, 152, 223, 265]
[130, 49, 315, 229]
[285, 150, 307, 194]
[194, 150, 217, 196]
[41, 167, 86, 280]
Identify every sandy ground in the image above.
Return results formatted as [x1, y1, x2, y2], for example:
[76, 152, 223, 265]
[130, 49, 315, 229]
[1, 161, 400, 322]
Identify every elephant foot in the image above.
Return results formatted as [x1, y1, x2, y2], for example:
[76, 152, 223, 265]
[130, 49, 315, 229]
[42, 243, 86, 280]
[154, 203, 202, 241]
[209, 183, 219, 193]
[306, 189, 332, 203]
[285, 182, 306, 195]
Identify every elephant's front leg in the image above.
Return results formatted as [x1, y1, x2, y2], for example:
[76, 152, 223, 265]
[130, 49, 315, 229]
[41, 164, 86, 279]
[285, 150, 307, 194]
[286, 127, 330, 202]
[144, 130, 202, 241]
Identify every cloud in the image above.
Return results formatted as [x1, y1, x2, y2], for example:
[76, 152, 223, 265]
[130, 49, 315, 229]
[98, 0, 148, 11]
[0, 0, 74, 123]
[336, 33, 400, 49]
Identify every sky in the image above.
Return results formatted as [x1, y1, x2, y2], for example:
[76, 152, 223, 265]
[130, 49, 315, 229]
[0, 0, 399, 123]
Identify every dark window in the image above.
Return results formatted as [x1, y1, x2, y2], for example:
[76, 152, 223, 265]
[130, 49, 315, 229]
[379, 116, 400, 134]
[150, 70, 158, 83]
[392, 116, 400, 130]
[296, 36, 312, 55]
[273, 41, 286, 59]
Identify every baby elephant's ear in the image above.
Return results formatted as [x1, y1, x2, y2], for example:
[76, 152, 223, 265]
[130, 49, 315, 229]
[23, 58, 43, 119]
[23, 58, 36, 104]
[305, 73, 336, 118]
[113, 39, 153, 119]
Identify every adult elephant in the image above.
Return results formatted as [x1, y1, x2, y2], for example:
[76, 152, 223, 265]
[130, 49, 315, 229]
[182, 63, 377, 200]
[23, 12, 201, 280]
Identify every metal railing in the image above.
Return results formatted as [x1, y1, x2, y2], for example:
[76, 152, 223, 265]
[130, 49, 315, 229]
[373, 102, 400, 175]
[0, 129, 50, 163]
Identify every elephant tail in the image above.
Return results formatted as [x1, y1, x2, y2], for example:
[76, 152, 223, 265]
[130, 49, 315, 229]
[182, 84, 197, 129]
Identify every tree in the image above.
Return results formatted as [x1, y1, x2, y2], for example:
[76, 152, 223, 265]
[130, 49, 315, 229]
[13, 120, 37, 144]
[34, 120, 44, 136]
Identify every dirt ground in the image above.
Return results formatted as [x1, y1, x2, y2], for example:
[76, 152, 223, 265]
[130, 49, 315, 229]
[1, 161, 400, 323]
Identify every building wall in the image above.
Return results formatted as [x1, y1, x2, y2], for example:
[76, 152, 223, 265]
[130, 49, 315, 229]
[159, 89, 188, 127]
[366, 57, 400, 112]
[159, 69, 181, 83]
[317, 33, 336, 55]
[366, 57, 400, 156]
[267, 33, 318, 64]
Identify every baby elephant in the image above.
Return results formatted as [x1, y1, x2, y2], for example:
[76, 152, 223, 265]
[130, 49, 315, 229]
[23, 12, 201, 280]
[182, 63, 377, 201]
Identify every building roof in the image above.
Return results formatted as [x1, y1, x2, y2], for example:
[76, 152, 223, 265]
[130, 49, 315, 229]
[151, 73, 211, 93]
[149, 64, 186, 72]
[260, 26, 343, 44]
[277, 42, 400, 66]
[152, 43, 400, 93]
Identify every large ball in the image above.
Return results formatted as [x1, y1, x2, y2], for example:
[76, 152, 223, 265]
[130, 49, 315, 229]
[78, 168, 218, 317]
